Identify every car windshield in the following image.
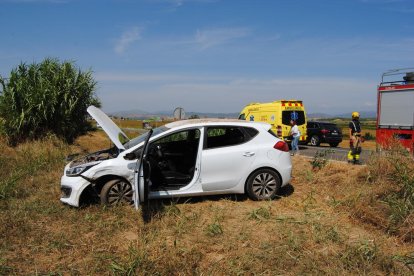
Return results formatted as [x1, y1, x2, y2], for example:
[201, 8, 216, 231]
[123, 125, 169, 149]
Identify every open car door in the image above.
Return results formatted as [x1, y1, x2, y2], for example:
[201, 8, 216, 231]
[133, 129, 153, 210]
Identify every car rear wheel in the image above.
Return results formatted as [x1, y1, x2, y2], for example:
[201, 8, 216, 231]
[246, 169, 281, 201]
[100, 179, 133, 206]
[329, 142, 339, 147]
[310, 135, 320, 146]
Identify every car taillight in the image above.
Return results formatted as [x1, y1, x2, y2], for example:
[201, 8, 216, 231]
[321, 129, 330, 134]
[274, 141, 289, 152]
[277, 125, 282, 137]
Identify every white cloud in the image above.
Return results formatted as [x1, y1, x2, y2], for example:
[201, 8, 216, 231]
[156, 77, 377, 113]
[97, 73, 378, 114]
[114, 27, 143, 54]
[170, 0, 184, 7]
[195, 27, 251, 50]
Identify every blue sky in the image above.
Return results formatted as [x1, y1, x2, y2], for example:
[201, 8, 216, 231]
[1, 0, 413, 115]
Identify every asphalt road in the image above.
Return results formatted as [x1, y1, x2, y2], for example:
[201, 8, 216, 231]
[293, 144, 373, 164]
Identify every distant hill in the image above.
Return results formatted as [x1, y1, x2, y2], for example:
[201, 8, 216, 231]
[185, 112, 239, 119]
[308, 111, 376, 119]
[307, 113, 331, 119]
[110, 109, 150, 119]
[334, 111, 376, 119]
[109, 109, 239, 119]
[110, 109, 376, 120]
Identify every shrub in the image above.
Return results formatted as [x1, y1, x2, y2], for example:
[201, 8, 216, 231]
[364, 141, 414, 241]
[310, 149, 334, 170]
[0, 58, 100, 144]
[363, 132, 375, 141]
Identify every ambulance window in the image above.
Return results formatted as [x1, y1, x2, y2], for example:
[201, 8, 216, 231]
[282, 111, 305, 125]
[238, 114, 245, 120]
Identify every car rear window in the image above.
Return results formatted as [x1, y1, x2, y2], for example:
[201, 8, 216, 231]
[243, 127, 259, 139]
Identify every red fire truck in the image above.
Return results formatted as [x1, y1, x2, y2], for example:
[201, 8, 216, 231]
[377, 68, 414, 154]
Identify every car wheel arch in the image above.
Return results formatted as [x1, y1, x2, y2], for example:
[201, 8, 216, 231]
[77, 175, 131, 206]
[93, 174, 132, 195]
[244, 166, 282, 193]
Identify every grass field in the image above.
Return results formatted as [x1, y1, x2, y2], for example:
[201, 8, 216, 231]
[1, 130, 413, 275]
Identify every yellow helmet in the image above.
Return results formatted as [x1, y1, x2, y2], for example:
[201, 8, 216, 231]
[352, 111, 360, 118]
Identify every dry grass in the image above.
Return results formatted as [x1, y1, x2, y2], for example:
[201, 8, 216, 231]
[338, 128, 377, 150]
[0, 133, 413, 275]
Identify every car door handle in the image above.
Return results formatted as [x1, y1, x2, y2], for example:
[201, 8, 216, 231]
[243, 152, 255, 157]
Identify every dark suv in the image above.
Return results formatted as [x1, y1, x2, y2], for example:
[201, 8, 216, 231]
[306, 121, 343, 147]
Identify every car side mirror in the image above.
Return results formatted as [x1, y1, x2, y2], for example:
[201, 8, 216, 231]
[123, 152, 137, 160]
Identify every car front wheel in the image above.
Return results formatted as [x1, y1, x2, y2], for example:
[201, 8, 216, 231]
[329, 142, 339, 147]
[310, 135, 320, 146]
[246, 169, 281, 201]
[100, 179, 133, 206]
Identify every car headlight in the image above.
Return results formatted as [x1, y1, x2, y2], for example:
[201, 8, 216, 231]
[65, 162, 100, 177]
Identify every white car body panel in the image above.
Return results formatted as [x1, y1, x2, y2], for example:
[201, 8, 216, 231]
[200, 142, 256, 192]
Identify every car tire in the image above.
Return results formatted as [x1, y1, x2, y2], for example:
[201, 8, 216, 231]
[329, 142, 339, 147]
[246, 169, 281, 201]
[310, 135, 320, 146]
[100, 179, 133, 206]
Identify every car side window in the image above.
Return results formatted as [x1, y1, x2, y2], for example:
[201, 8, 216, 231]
[205, 127, 246, 149]
[243, 127, 258, 138]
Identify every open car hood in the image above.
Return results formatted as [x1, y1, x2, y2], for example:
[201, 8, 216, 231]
[87, 106, 128, 150]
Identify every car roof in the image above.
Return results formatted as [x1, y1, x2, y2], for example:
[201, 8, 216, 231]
[165, 118, 270, 129]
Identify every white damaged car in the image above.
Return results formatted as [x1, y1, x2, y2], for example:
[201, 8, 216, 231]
[60, 106, 292, 208]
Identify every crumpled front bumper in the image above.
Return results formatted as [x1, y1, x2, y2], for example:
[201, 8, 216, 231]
[60, 174, 91, 207]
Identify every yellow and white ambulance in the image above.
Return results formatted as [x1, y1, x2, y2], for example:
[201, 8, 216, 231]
[239, 100, 307, 143]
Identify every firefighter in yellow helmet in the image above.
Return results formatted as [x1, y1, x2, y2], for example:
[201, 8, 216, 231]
[348, 112, 362, 164]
